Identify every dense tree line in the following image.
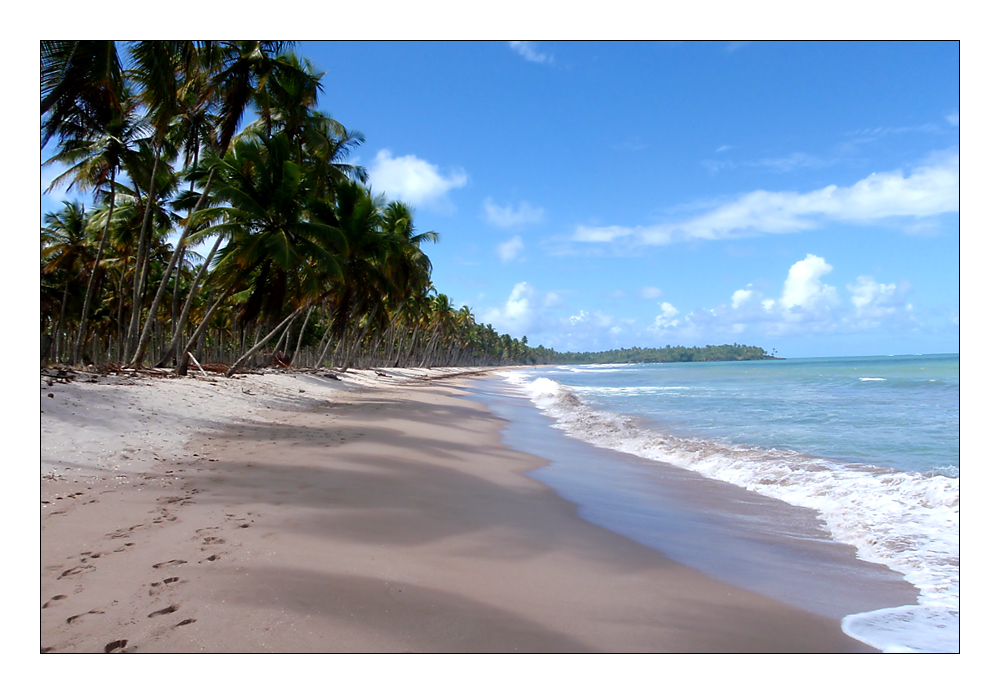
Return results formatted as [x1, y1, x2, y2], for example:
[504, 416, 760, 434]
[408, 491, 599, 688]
[550, 344, 778, 365]
[40, 41, 551, 374]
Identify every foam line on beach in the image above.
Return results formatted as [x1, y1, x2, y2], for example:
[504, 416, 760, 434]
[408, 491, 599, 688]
[502, 371, 959, 652]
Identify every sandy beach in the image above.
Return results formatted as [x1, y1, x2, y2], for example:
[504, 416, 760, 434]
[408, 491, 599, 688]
[40, 367, 872, 653]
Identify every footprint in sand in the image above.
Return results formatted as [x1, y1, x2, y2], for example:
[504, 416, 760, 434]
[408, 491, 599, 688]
[66, 609, 104, 624]
[42, 595, 68, 608]
[175, 618, 196, 627]
[59, 565, 95, 579]
[152, 559, 187, 569]
[104, 639, 128, 653]
[148, 604, 179, 618]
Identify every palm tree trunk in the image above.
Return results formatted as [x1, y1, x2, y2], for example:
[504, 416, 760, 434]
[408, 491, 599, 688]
[126, 145, 161, 356]
[131, 169, 216, 367]
[290, 305, 314, 367]
[73, 169, 115, 365]
[312, 319, 337, 369]
[171, 264, 180, 334]
[53, 275, 72, 363]
[158, 230, 223, 366]
[339, 320, 370, 372]
[175, 290, 229, 376]
[225, 308, 303, 378]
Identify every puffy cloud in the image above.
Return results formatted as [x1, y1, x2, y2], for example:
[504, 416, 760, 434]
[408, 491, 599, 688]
[848, 276, 910, 320]
[731, 287, 755, 309]
[368, 150, 467, 208]
[644, 255, 919, 342]
[482, 282, 536, 335]
[653, 302, 680, 330]
[639, 286, 663, 299]
[509, 41, 553, 64]
[496, 235, 525, 262]
[484, 198, 544, 228]
[574, 152, 959, 246]
[779, 254, 838, 312]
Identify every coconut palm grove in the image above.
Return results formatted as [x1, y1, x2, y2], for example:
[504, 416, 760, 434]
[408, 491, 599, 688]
[41, 40, 566, 374]
[41, 40, 779, 374]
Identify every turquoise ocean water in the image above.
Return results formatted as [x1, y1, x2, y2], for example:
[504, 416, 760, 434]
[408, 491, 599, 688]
[494, 354, 959, 652]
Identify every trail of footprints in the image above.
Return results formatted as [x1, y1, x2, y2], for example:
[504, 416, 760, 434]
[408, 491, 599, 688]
[42, 486, 261, 653]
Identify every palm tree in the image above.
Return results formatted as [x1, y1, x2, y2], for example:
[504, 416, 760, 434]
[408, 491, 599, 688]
[41, 202, 94, 362]
[41, 40, 124, 148]
[123, 41, 188, 357]
[174, 132, 345, 375]
[44, 79, 148, 364]
[155, 41, 301, 368]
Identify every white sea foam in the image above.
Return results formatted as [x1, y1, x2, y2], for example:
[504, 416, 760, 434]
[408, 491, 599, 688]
[503, 371, 959, 652]
[860, 377, 887, 381]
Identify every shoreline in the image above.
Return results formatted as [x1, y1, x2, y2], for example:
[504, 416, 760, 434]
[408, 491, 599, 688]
[41, 368, 871, 652]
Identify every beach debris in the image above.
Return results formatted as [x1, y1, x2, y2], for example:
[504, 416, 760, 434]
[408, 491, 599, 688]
[41, 367, 76, 383]
[187, 352, 208, 377]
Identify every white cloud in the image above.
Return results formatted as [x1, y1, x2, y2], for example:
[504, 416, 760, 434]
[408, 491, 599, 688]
[645, 254, 921, 342]
[945, 111, 959, 126]
[731, 287, 755, 309]
[780, 254, 838, 312]
[368, 149, 467, 208]
[653, 302, 680, 330]
[509, 41, 553, 64]
[572, 225, 634, 242]
[482, 282, 536, 335]
[484, 198, 544, 228]
[639, 286, 662, 299]
[848, 276, 909, 321]
[575, 152, 959, 246]
[497, 235, 525, 262]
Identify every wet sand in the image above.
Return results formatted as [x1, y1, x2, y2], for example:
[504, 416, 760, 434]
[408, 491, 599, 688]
[41, 371, 872, 652]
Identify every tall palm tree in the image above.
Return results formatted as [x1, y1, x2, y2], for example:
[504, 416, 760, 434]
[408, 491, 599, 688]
[155, 41, 301, 368]
[123, 40, 188, 357]
[44, 79, 148, 364]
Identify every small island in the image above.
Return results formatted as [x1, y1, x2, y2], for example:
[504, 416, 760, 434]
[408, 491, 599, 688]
[539, 343, 779, 365]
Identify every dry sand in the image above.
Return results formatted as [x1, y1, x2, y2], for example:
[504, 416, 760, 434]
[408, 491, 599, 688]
[40, 367, 872, 653]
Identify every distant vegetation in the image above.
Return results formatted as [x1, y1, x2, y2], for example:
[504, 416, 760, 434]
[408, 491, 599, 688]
[541, 344, 779, 365]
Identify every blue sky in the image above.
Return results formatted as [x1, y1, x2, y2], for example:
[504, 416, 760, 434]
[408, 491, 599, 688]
[41, 40, 960, 358]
